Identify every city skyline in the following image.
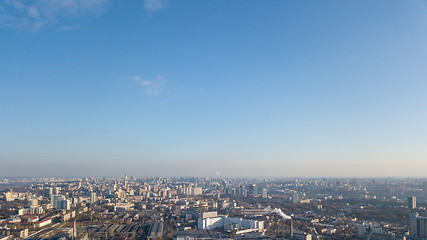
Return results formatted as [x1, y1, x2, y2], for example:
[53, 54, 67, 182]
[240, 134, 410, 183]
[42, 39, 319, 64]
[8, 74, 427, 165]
[1, 0, 427, 177]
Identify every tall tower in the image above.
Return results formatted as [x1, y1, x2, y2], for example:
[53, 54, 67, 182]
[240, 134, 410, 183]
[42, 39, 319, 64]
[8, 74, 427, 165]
[291, 191, 298, 204]
[409, 212, 427, 240]
[408, 196, 417, 209]
[90, 192, 97, 204]
[261, 188, 268, 199]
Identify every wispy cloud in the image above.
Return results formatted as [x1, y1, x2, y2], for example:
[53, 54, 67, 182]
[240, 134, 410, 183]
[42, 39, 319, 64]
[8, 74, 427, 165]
[133, 74, 166, 95]
[0, 0, 109, 31]
[57, 24, 79, 32]
[143, 0, 164, 12]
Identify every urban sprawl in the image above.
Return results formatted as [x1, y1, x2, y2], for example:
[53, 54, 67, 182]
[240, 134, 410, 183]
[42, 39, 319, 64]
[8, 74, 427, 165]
[0, 177, 426, 240]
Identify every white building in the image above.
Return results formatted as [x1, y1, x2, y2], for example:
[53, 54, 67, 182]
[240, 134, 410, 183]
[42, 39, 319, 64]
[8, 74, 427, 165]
[201, 211, 218, 219]
[90, 192, 97, 204]
[18, 208, 29, 216]
[261, 188, 268, 199]
[36, 218, 52, 228]
[30, 207, 44, 215]
[193, 187, 203, 196]
[198, 216, 264, 232]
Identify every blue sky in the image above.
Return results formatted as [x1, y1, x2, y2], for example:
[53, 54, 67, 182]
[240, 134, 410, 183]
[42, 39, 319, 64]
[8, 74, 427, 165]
[1, 0, 427, 177]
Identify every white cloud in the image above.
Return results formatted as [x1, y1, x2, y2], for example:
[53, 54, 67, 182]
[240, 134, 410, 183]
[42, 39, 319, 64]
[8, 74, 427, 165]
[144, 0, 164, 12]
[132, 76, 142, 81]
[0, 0, 109, 31]
[141, 80, 153, 86]
[132, 74, 166, 95]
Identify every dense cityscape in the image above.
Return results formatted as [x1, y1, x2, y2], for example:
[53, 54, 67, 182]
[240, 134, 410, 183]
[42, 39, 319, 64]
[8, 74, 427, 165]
[0, 176, 426, 239]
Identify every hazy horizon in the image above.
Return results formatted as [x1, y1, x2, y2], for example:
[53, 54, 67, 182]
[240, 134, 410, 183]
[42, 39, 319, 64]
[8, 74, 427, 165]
[1, 0, 427, 177]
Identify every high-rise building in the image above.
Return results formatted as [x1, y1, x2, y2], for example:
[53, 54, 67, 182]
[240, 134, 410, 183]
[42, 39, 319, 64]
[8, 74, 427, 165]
[51, 195, 70, 210]
[250, 184, 258, 197]
[409, 212, 427, 240]
[408, 196, 417, 209]
[185, 186, 193, 196]
[90, 192, 97, 204]
[51, 195, 60, 207]
[44, 187, 53, 198]
[261, 188, 268, 199]
[291, 191, 298, 204]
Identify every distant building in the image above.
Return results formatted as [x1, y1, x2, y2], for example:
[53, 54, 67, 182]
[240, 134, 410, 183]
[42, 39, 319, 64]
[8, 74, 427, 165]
[17, 208, 29, 216]
[409, 212, 427, 240]
[201, 211, 218, 219]
[408, 196, 417, 209]
[28, 198, 38, 207]
[198, 216, 264, 232]
[36, 218, 52, 228]
[292, 191, 298, 203]
[193, 187, 203, 196]
[241, 208, 266, 217]
[148, 222, 163, 240]
[44, 188, 53, 198]
[251, 184, 258, 197]
[185, 186, 193, 196]
[51, 195, 70, 210]
[90, 192, 97, 204]
[29, 207, 44, 215]
[261, 188, 268, 199]
[357, 223, 366, 238]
